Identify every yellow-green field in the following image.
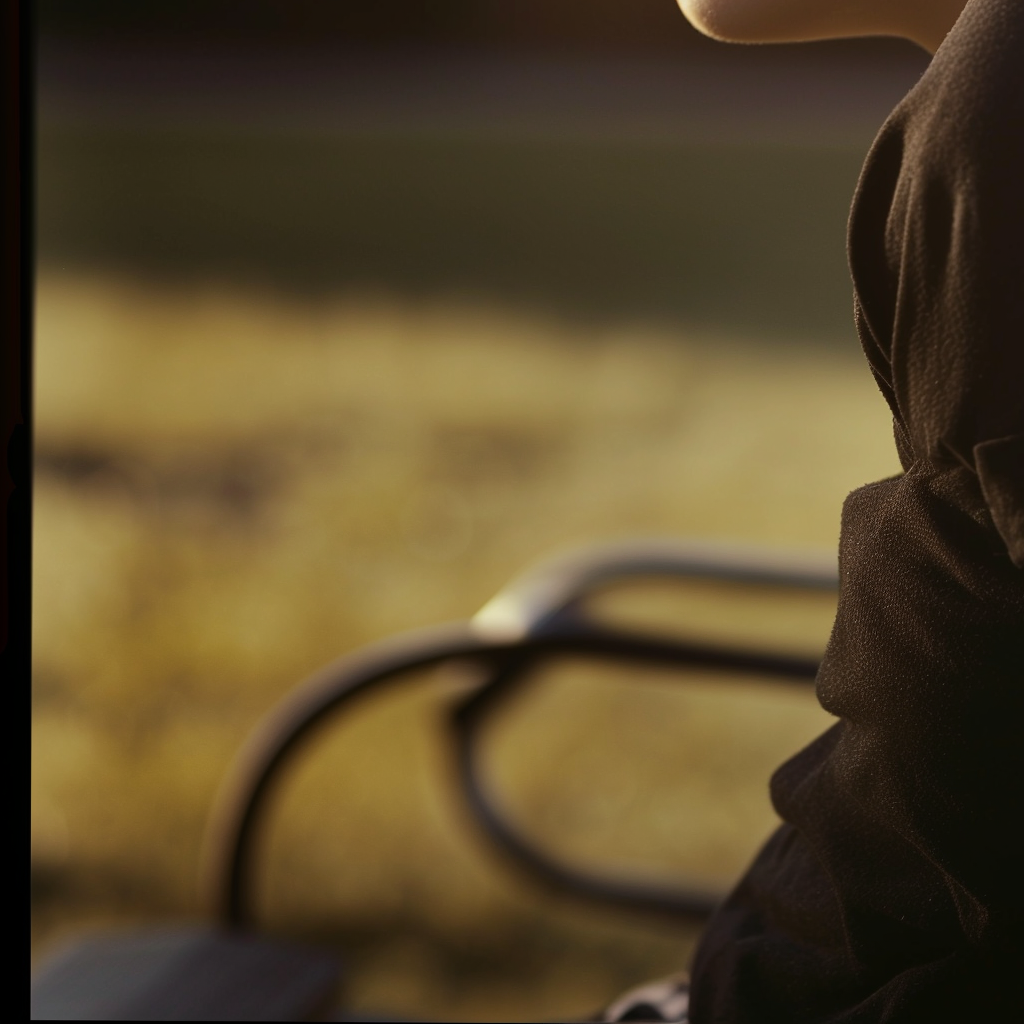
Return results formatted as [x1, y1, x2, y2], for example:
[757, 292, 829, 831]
[31, 267, 901, 1019]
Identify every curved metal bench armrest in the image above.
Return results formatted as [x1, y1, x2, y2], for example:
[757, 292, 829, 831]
[203, 539, 837, 929]
[472, 537, 837, 641]
[456, 539, 836, 919]
[203, 626, 821, 928]
[203, 622, 495, 928]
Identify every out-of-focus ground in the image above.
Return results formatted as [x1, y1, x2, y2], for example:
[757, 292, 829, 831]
[32, 22, 921, 1022]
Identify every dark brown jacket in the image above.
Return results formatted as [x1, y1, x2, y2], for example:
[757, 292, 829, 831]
[690, 1, 1024, 1019]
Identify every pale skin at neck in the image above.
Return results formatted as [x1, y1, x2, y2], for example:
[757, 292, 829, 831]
[676, 0, 972, 54]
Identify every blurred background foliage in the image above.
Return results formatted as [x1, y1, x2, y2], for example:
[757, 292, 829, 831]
[32, 2, 924, 1019]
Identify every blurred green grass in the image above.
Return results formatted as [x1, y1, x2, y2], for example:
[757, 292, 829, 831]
[32, 123, 900, 1020]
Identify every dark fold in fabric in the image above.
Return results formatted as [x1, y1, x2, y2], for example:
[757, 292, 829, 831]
[689, 1, 1024, 1019]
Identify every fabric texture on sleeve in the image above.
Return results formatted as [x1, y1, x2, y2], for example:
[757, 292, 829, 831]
[974, 434, 1024, 567]
[850, 0, 1024, 555]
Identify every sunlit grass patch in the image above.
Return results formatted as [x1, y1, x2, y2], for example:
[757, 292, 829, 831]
[32, 270, 899, 1019]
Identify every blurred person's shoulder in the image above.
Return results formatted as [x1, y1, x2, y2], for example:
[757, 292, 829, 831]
[850, 0, 1024, 304]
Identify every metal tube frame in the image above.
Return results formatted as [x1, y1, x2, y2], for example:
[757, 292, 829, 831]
[203, 539, 838, 929]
